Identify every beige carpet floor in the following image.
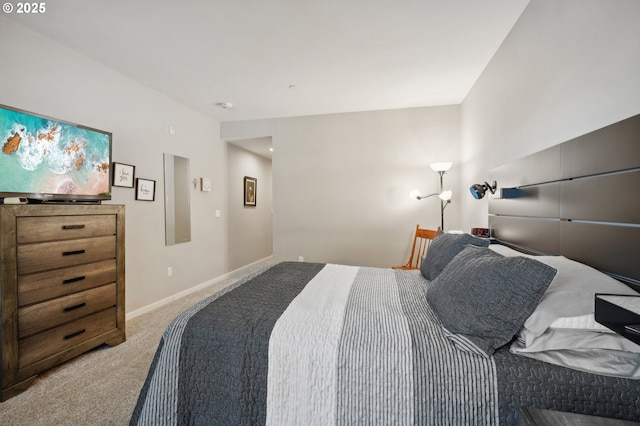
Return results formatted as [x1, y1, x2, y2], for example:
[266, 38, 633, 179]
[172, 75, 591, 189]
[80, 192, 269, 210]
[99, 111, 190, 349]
[0, 259, 273, 426]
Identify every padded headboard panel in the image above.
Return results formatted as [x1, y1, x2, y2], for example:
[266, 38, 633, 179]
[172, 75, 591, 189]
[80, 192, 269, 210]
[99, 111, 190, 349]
[488, 114, 640, 286]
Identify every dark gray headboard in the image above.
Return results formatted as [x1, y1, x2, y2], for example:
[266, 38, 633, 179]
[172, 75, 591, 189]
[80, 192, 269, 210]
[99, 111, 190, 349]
[488, 114, 640, 287]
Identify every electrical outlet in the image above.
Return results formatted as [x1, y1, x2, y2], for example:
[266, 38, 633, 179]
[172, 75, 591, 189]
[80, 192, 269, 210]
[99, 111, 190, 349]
[167, 267, 173, 277]
[298, 256, 304, 262]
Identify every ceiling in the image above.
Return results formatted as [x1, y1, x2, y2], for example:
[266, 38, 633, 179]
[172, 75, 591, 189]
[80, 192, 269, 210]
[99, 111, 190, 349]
[7, 0, 529, 126]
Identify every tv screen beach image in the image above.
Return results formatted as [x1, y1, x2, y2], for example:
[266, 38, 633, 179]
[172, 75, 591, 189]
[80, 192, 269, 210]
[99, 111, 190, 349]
[0, 106, 110, 197]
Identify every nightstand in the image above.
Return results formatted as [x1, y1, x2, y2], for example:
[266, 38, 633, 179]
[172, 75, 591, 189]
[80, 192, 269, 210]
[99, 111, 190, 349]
[519, 406, 638, 425]
[595, 294, 640, 345]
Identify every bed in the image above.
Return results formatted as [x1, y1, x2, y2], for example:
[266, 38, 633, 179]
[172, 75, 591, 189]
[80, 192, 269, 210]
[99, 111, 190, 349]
[130, 114, 640, 425]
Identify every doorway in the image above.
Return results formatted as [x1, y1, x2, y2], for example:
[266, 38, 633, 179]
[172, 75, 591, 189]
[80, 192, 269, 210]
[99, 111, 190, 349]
[226, 138, 273, 270]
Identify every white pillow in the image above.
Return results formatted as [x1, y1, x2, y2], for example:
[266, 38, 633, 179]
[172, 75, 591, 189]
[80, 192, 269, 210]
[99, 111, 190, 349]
[489, 245, 638, 342]
[514, 325, 640, 353]
[519, 255, 637, 345]
[548, 313, 612, 332]
[510, 344, 640, 379]
[488, 244, 525, 257]
[491, 244, 640, 376]
[512, 311, 640, 379]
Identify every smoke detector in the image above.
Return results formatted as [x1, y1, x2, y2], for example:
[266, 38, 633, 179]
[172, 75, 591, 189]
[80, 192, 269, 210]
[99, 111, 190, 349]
[216, 102, 233, 109]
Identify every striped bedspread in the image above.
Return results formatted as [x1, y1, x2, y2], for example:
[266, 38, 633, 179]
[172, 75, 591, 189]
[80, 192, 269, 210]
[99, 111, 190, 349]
[130, 262, 640, 425]
[267, 263, 498, 425]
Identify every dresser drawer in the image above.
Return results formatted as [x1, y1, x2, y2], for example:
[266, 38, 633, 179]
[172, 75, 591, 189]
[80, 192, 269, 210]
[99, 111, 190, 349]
[18, 284, 116, 338]
[18, 259, 117, 307]
[17, 235, 116, 274]
[18, 307, 116, 369]
[17, 215, 116, 243]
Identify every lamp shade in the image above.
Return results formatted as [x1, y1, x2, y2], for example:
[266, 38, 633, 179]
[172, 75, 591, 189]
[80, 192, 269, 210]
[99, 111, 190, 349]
[430, 162, 452, 172]
[439, 190, 452, 201]
[409, 189, 421, 200]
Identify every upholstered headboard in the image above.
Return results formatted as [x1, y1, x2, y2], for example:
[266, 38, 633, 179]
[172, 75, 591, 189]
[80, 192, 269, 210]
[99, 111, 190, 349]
[488, 114, 640, 288]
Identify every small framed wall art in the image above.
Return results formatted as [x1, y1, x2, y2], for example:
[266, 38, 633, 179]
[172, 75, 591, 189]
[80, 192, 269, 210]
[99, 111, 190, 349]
[244, 176, 257, 206]
[112, 162, 135, 188]
[201, 177, 212, 192]
[135, 178, 156, 201]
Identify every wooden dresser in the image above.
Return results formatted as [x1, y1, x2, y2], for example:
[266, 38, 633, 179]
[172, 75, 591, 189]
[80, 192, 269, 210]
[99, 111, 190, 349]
[0, 204, 125, 401]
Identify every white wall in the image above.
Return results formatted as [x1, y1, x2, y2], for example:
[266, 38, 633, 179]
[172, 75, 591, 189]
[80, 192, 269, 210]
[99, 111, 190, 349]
[0, 17, 228, 313]
[222, 106, 461, 268]
[222, 0, 640, 268]
[226, 143, 273, 270]
[460, 0, 640, 232]
[4, 0, 636, 312]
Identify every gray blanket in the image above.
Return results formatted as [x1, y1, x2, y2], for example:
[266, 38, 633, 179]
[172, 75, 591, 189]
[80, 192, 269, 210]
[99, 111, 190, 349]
[130, 262, 640, 425]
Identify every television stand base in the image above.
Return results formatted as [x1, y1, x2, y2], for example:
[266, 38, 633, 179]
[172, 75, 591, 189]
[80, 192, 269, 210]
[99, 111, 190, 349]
[40, 199, 103, 204]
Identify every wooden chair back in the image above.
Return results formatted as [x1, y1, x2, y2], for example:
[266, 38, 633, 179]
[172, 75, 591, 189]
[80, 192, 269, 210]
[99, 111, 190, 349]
[392, 224, 440, 270]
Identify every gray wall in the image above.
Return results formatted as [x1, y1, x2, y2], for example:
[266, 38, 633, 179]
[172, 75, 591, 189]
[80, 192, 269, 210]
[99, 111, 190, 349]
[221, 0, 640, 268]
[226, 143, 273, 270]
[0, 16, 229, 314]
[460, 0, 640, 232]
[222, 106, 462, 268]
[2, 0, 638, 314]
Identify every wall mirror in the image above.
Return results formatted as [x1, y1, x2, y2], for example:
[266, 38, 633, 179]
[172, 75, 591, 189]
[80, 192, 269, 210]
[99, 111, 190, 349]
[164, 153, 191, 245]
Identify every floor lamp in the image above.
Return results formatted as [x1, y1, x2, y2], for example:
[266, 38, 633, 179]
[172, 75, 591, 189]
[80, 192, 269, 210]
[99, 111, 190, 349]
[409, 162, 452, 230]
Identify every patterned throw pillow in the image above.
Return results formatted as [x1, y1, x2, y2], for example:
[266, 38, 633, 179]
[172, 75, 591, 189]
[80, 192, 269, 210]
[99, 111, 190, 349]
[420, 232, 490, 281]
[426, 245, 557, 357]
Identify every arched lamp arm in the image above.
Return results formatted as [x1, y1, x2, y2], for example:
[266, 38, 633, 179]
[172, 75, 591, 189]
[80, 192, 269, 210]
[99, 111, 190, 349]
[416, 192, 440, 200]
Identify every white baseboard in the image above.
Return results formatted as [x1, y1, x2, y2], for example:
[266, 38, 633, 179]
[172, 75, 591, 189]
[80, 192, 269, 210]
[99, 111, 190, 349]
[125, 256, 273, 321]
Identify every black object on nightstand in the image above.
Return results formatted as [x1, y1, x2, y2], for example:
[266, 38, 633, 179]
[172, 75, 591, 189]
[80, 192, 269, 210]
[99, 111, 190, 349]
[595, 294, 640, 346]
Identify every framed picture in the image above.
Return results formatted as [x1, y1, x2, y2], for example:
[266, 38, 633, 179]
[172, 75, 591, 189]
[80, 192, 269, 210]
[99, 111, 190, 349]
[200, 177, 212, 192]
[244, 176, 257, 206]
[112, 162, 135, 188]
[135, 178, 156, 201]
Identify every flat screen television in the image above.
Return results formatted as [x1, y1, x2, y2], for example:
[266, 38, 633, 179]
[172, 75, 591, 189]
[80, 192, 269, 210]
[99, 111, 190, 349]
[0, 103, 112, 202]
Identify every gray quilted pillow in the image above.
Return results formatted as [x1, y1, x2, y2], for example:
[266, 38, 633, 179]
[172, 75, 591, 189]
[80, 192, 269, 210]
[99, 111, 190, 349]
[420, 232, 490, 281]
[426, 245, 557, 357]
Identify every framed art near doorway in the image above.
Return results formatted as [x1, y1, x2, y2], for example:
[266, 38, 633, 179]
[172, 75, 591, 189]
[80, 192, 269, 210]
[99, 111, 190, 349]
[244, 176, 257, 206]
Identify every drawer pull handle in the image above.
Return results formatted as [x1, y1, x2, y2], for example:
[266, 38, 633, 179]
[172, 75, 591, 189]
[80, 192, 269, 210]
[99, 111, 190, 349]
[63, 276, 86, 284]
[64, 329, 86, 340]
[62, 249, 86, 256]
[63, 302, 86, 312]
[62, 224, 86, 230]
